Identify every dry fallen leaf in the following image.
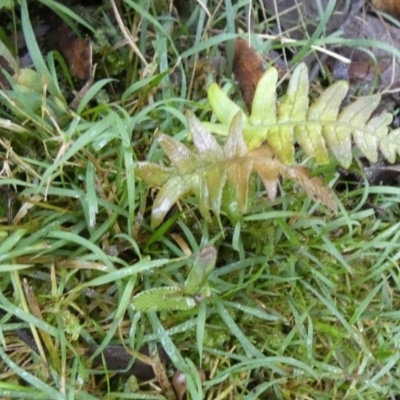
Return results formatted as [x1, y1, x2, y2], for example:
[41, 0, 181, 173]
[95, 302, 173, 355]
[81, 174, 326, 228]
[328, 59, 392, 84]
[63, 37, 92, 80]
[233, 38, 265, 113]
[1, 13, 93, 88]
[372, 0, 400, 19]
[46, 20, 92, 80]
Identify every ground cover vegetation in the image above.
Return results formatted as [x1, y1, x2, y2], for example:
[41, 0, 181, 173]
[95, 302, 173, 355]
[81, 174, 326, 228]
[1, 0, 400, 399]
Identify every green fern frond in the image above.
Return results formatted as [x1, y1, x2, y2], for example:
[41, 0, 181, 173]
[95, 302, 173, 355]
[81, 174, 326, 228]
[205, 63, 400, 168]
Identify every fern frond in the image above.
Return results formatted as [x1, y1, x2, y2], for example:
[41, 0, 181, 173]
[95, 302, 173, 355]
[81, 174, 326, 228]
[205, 63, 400, 168]
[135, 111, 337, 228]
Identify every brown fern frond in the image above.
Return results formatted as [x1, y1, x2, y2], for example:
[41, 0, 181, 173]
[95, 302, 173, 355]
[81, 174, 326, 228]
[135, 111, 337, 228]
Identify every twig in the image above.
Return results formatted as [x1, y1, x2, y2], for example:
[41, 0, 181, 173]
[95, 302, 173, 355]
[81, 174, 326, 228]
[110, 0, 149, 67]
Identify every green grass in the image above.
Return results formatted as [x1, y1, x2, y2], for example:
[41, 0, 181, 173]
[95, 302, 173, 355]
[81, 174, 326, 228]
[1, 0, 400, 399]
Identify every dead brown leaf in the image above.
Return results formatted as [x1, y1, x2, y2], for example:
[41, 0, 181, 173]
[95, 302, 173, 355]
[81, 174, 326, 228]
[372, 0, 400, 20]
[46, 20, 92, 80]
[62, 37, 92, 80]
[1, 12, 92, 89]
[328, 59, 392, 84]
[233, 38, 265, 113]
